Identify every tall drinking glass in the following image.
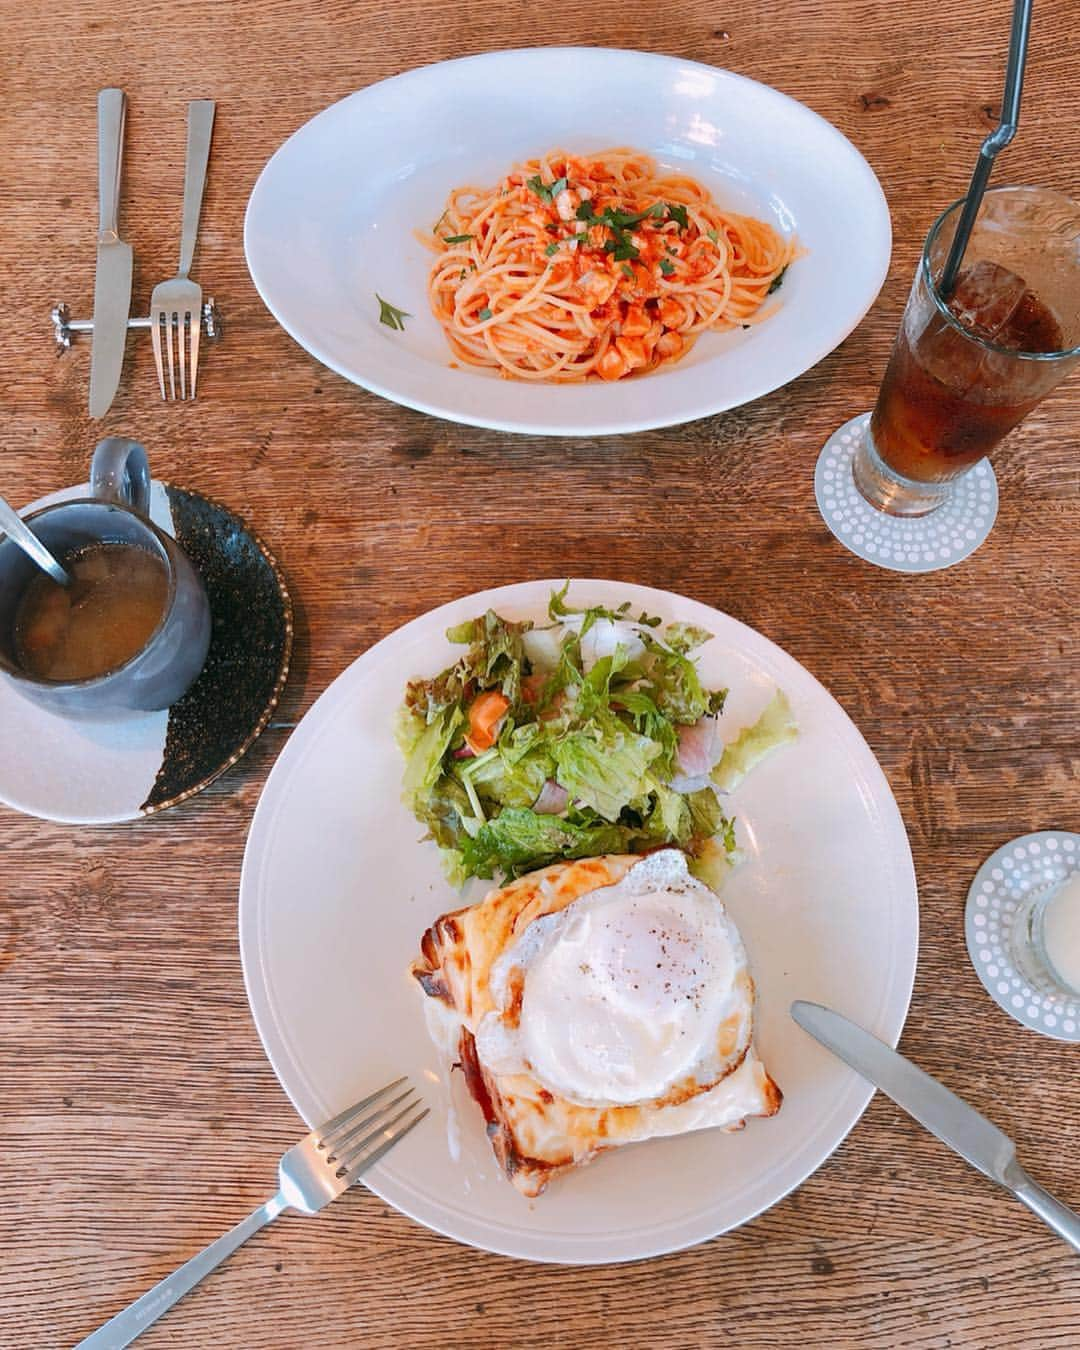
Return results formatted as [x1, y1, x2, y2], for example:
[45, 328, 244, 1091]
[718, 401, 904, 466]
[854, 186, 1080, 517]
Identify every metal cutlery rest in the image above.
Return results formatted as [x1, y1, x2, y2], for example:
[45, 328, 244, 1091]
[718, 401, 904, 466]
[51, 299, 221, 351]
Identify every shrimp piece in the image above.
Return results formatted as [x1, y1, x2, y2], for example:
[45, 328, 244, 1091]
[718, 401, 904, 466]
[615, 336, 649, 370]
[554, 188, 581, 221]
[659, 296, 689, 329]
[656, 330, 685, 361]
[643, 319, 664, 351]
[579, 270, 619, 307]
[631, 262, 659, 297]
[621, 303, 651, 337]
[597, 346, 629, 381]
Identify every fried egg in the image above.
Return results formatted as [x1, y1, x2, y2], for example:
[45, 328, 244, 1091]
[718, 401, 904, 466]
[412, 850, 780, 1197]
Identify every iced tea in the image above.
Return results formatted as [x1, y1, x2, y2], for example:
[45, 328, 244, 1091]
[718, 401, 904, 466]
[870, 260, 1063, 483]
[852, 187, 1080, 517]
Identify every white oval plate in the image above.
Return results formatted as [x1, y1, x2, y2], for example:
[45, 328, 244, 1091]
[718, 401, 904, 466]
[244, 48, 891, 436]
[239, 580, 918, 1264]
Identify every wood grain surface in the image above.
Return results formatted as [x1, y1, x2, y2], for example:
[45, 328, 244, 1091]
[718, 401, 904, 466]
[1, 1, 1078, 1346]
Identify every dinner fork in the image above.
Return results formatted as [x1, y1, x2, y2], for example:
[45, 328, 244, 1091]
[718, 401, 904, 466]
[150, 99, 215, 401]
[76, 1077, 427, 1350]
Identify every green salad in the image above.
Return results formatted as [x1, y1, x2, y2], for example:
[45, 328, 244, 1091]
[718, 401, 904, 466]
[396, 586, 796, 885]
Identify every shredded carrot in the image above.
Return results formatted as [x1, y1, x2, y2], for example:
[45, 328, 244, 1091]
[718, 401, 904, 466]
[465, 690, 510, 752]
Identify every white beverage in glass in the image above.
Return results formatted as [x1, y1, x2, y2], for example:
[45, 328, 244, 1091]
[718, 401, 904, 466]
[1039, 873, 1080, 997]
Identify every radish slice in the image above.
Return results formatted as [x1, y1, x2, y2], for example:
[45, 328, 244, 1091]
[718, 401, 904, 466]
[533, 779, 570, 814]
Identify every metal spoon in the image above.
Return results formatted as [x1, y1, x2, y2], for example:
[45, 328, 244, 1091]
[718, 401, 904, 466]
[0, 495, 70, 586]
[939, 0, 1033, 297]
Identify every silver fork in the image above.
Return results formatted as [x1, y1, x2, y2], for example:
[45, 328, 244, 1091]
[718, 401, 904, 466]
[150, 99, 215, 401]
[76, 1077, 427, 1349]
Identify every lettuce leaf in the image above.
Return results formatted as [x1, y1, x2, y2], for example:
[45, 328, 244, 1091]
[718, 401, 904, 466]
[406, 610, 531, 720]
[574, 650, 630, 720]
[401, 705, 464, 809]
[410, 772, 475, 850]
[643, 780, 692, 846]
[663, 623, 713, 655]
[686, 787, 733, 847]
[458, 807, 630, 878]
[711, 690, 798, 792]
[687, 836, 739, 892]
[615, 687, 679, 780]
[548, 580, 661, 633]
[640, 638, 725, 723]
[552, 712, 661, 821]
[437, 845, 469, 889]
[457, 740, 554, 809]
[394, 704, 425, 761]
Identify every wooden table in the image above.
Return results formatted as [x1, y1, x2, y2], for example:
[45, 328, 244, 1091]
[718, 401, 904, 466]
[1, 2, 1077, 1346]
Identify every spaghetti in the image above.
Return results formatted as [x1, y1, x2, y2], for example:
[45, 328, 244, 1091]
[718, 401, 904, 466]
[423, 148, 799, 383]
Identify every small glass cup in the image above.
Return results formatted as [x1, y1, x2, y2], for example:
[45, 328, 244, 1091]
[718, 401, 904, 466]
[853, 186, 1080, 516]
[1010, 871, 1080, 1000]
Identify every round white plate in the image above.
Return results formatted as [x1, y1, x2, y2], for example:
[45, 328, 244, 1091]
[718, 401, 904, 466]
[244, 48, 891, 436]
[239, 579, 918, 1264]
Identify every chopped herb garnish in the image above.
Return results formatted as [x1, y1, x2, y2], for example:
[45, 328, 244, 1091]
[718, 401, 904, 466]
[767, 265, 789, 295]
[572, 199, 693, 263]
[432, 209, 450, 236]
[443, 233, 473, 245]
[659, 258, 676, 276]
[477, 307, 493, 321]
[606, 206, 655, 230]
[459, 268, 467, 281]
[376, 294, 410, 331]
[620, 263, 634, 280]
[707, 229, 720, 245]
[544, 242, 560, 257]
[527, 174, 568, 204]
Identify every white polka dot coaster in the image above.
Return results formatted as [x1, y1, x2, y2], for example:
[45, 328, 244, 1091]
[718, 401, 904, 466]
[965, 830, 1080, 1042]
[814, 413, 998, 573]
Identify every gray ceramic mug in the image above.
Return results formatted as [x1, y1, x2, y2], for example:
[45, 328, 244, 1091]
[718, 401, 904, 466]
[0, 438, 211, 719]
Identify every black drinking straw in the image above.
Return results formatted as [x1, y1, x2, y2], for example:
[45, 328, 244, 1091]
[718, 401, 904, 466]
[938, 0, 1034, 298]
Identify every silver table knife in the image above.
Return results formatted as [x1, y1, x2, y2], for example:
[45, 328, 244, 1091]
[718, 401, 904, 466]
[89, 87, 133, 419]
[791, 1000, 1080, 1253]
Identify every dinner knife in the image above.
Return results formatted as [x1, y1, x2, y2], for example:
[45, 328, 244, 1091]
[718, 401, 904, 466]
[89, 87, 133, 419]
[791, 1000, 1080, 1253]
